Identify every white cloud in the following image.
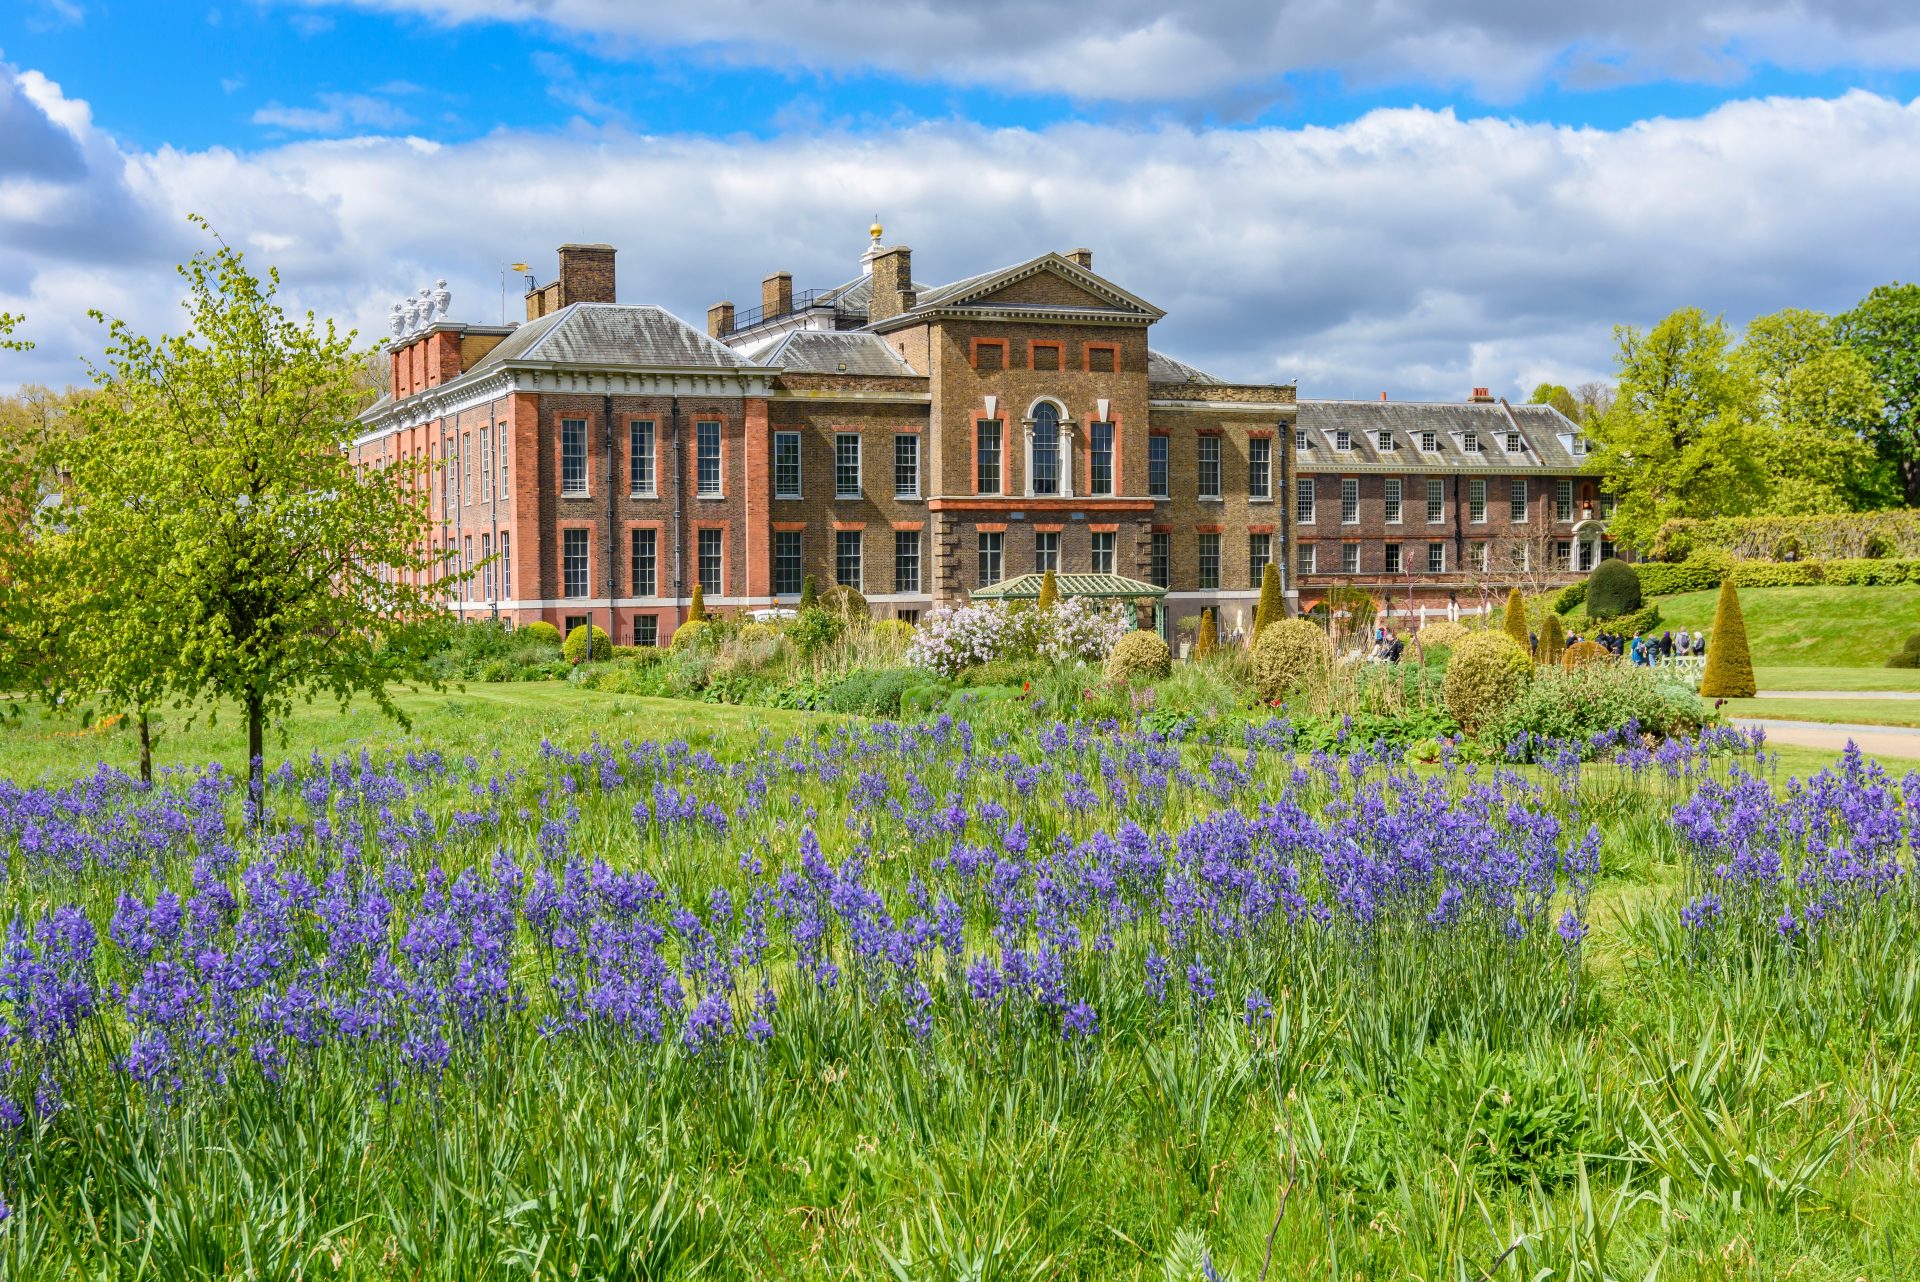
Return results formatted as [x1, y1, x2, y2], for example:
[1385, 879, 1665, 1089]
[282, 0, 1920, 105]
[252, 91, 416, 133]
[4, 56, 1918, 410]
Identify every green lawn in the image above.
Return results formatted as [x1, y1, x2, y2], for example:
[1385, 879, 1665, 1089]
[1722, 697, 1920, 730]
[1753, 664, 1920, 692]
[1653, 584, 1920, 668]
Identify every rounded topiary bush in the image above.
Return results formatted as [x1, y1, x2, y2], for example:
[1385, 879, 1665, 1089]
[520, 621, 562, 648]
[818, 583, 870, 622]
[1253, 618, 1331, 704]
[562, 624, 612, 664]
[736, 621, 779, 646]
[1561, 639, 1612, 670]
[1442, 631, 1533, 734]
[669, 619, 711, 651]
[1105, 630, 1171, 685]
[1416, 620, 1470, 653]
[1585, 558, 1643, 620]
[1888, 633, 1920, 669]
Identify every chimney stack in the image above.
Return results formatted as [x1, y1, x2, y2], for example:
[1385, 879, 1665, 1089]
[762, 271, 793, 319]
[1379, 391, 1388, 401]
[1066, 248, 1093, 268]
[1468, 387, 1495, 403]
[707, 301, 735, 338]
[525, 243, 617, 319]
[869, 246, 915, 321]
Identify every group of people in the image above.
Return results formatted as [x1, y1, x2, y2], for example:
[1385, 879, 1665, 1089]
[1369, 629, 1406, 663]
[1552, 628, 1708, 666]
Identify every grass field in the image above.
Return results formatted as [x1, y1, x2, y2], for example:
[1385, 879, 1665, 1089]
[1722, 697, 1920, 729]
[1753, 664, 1920, 692]
[1653, 584, 1920, 668]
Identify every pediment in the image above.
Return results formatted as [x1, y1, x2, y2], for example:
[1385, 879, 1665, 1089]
[927, 255, 1165, 319]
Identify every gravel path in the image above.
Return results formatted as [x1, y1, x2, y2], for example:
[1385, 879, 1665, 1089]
[1732, 718, 1920, 761]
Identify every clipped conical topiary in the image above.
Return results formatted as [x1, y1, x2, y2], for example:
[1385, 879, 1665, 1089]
[1699, 579, 1757, 697]
[1539, 611, 1566, 666]
[1037, 568, 1059, 612]
[798, 575, 817, 610]
[688, 584, 708, 622]
[1253, 560, 1282, 641]
[1503, 587, 1530, 654]
[1194, 608, 1218, 659]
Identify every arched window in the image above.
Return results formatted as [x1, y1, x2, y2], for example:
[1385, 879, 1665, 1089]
[1032, 402, 1060, 495]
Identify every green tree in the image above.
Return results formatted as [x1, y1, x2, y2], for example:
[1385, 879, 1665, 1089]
[64, 223, 455, 813]
[688, 584, 708, 621]
[1699, 579, 1757, 698]
[1253, 560, 1282, 639]
[1740, 309, 1887, 512]
[1837, 282, 1920, 506]
[0, 313, 47, 700]
[1527, 383, 1581, 422]
[1590, 308, 1763, 548]
[1502, 587, 1530, 653]
[1037, 569, 1058, 612]
[1194, 608, 1217, 658]
[798, 574, 817, 611]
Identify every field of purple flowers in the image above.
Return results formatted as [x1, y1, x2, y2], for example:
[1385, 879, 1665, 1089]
[0, 713, 1916, 1279]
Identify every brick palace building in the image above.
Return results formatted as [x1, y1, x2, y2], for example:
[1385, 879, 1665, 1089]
[353, 228, 1618, 646]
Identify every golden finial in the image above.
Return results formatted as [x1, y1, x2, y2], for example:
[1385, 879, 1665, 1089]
[869, 215, 883, 241]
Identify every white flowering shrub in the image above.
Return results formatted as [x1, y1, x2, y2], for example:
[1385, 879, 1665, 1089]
[906, 598, 1134, 676]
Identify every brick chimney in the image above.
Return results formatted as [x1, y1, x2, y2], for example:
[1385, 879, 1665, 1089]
[868, 246, 915, 321]
[1065, 248, 1093, 268]
[708, 301, 735, 338]
[1468, 387, 1496, 403]
[762, 271, 793, 318]
[524, 243, 617, 319]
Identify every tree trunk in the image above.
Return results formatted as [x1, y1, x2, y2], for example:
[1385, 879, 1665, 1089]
[246, 690, 265, 828]
[138, 709, 152, 786]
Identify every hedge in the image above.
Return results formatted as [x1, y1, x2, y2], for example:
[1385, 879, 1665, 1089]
[1652, 512, 1920, 562]
[1633, 554, 1920, 597]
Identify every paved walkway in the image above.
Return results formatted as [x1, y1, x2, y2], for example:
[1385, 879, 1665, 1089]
[1755, 690, 1920, 701]
[1733, 718, 1920, 761]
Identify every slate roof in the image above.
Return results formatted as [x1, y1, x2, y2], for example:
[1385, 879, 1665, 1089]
[466, 303, 753, 375]
[813, 273, 930, 322]
[754, 329, 919, 376]
[1296, 400, 1594, 471]
[1147, 350, 1222, 384]
[972, 572, 1165, 600]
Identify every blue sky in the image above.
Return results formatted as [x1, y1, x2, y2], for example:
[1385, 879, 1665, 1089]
[4, 0, 1920, 396]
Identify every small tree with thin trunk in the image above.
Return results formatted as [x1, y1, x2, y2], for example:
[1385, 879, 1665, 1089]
[1699, 579, 1757, 697]
[66, 221, 456, 814]
[1253, 560, 1281, 641]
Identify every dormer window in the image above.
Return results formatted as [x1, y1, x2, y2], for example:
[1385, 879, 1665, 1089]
[1376, 430, 1394, 451]
[1295, 427, 1311, 451]
[1463, 430, 1479, 453]
[1420, 430, 1437, 453]
[1506, 431, 1524, 454]
[1571, 434, 1589, 457]
[1335, 429, 1353, 452]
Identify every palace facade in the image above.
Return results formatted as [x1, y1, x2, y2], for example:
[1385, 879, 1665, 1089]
[353, 229, 1615, 645]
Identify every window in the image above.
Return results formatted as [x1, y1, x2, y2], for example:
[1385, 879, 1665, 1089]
[1031, 403, 1060, 496]
[1342, 543, 1360, 574]
[1385, 542, 1402, 574]
[464, 432, 474, 504]
[1249, 437, 1271, 499]
[1555, 479, 1573, 522]
[480, 429, 492, 499]
[1030, 342, 1061, 372]
[463, 536, 472, 600]
[1150, 532, 1170, 587]
[1463, 430, 1479, 454]
[1197, 436, 1221, 499]
[892, 433, 919, 498]
[1571, 434, 1589, 457]
[1197, 532, 1220, 590]
[1427, 542, 1446, 574]
[1384, 478, 1402, 524]
[481, 533, 493, 600]
[1089, 421, 1114, 496]
[774, 531, 802, 596]
[564, 615, 587, 637]
[1469, 478, 1487, 524]
[498, 425, 509, 499]
[894, 529, 920, 593]
[1034, 530, 1060, 573]
[500, 531, 510, 598]
[635, 615, 658, 647]
[897, 608, 920, 625]
[1426, 479, 1444, 524]
[698, 528, 723, 589]
[835, 432, 861, 498]
[1377, 430, 1394, 452]
[1249, 533, 1272, 587]
[1420, 430, 1437, 453]
[562, 529, 589, 598]
[1335, 429, 1353, 452]
[1510, 479, 1529, 522]
[773, 431, 802, 499]
[1554, 539, 1572, 570]
[977, 531, 1003, 586]
[1295, 427, 1310, 452]
[1148, 435, 1169, 498]
[1297, 543, 1316, 576]
[1506, 431, 1523, 454]
[561, 420, 587, 496]
[630, 421, 656, 494]
[1340, 478, 1359, 524]
[696, 420, 722, 496]
[1091, 531, 1115, 574]
[976, 420, 1002, 493]
[631, 528, 657, 596]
